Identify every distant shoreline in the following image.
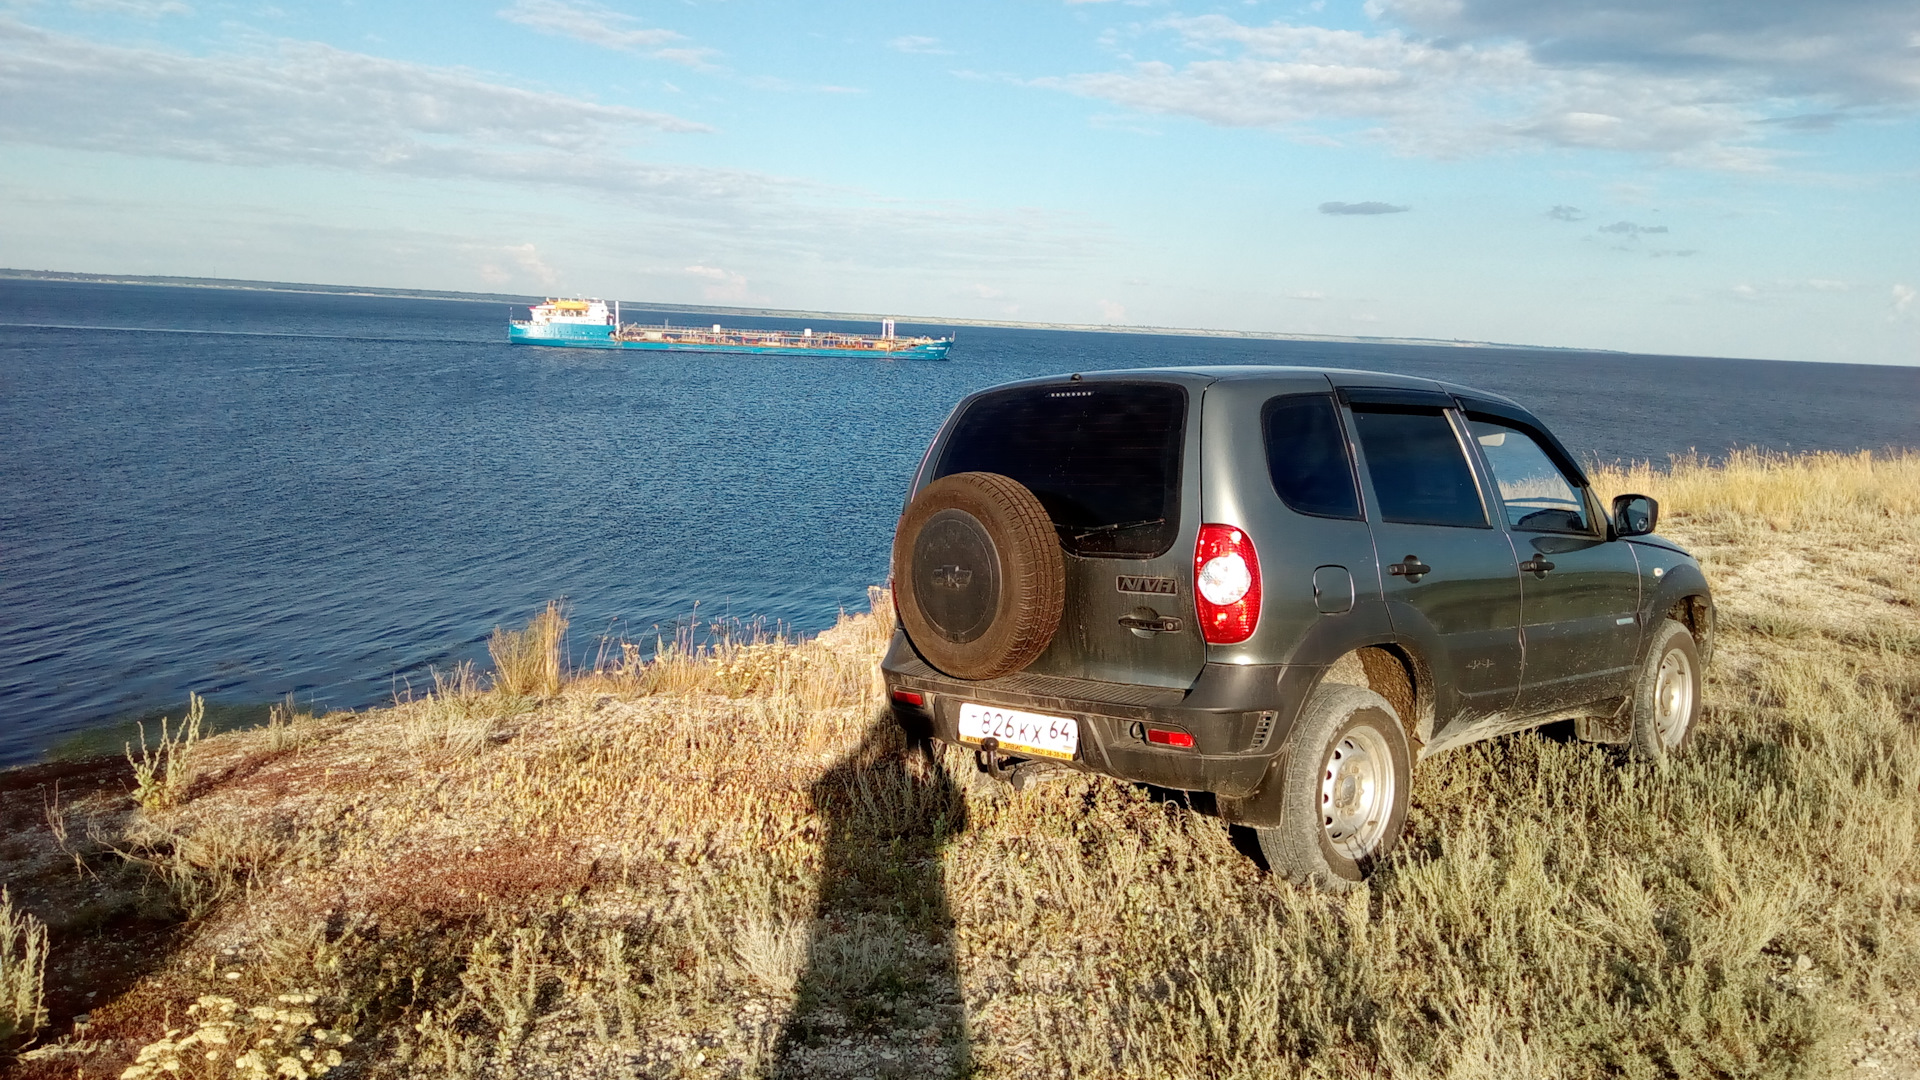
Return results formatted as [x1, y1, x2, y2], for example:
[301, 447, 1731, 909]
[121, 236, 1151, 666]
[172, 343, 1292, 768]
[0, 266, 1620, 355]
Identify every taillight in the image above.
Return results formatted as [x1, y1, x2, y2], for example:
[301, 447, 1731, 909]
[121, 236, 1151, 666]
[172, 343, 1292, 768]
[1194, 523, 1261, 644]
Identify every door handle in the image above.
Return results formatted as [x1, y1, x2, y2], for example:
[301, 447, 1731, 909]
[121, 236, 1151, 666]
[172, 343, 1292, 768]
[1388, 555, 1431, 582]
[1119, 614, 1183, 633]
[1519, 556, 1556, 576]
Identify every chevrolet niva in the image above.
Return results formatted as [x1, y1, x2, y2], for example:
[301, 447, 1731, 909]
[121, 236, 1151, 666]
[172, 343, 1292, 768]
[882, 366, 1712, 889]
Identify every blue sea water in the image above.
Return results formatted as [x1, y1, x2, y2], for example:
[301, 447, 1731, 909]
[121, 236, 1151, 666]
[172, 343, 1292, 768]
[2, 279, 1917, 764]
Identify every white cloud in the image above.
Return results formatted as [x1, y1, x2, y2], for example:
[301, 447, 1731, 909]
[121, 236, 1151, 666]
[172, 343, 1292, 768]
[1368, 0, 1920, 107]
[1040, 3, 1920, 166]
[1597, 220, 1668, 237]
[71, 0, 192, 18]
[685, 264, 748, 301]
[889, 35, 951, 55]
[1895, 283, 1917, 317]
[1098, 298, 1126, 321]
[1086, 112, 1162, 134]
[1321, 200, 1409, 215]
[0, 19, 710, 183]
[1733, 278, 1880, 301]
[499, 0, 718, 68]
[0, 19, 1111, 276]
[508, 243, 560, 289]
[742, 74, 867, 95]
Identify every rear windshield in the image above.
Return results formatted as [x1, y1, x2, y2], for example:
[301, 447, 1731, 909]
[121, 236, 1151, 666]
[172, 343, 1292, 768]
[933, 381, 1187, 558]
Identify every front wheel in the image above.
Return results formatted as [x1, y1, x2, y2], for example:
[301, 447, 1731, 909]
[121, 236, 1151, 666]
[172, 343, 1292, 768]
[1256, 683, 1411, 891]
[1628, 619, 1703, 762]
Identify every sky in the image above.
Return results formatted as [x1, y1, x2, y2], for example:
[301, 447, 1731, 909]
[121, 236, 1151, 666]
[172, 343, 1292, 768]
[1, 0, 1917, 364]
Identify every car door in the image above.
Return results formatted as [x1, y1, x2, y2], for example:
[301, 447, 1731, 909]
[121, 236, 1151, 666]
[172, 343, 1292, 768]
[1465, 416, 1641, 715]
[1344, 391, 1524, 728]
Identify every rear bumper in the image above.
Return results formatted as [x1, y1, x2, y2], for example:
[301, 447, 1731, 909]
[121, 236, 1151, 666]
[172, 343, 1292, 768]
[880, 631, 1319, 799]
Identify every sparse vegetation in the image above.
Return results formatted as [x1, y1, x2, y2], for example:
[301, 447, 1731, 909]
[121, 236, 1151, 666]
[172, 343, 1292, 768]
[0, 889, 48, 1046]
[124, 694, 205, 813]
[117, 993, 349, 1080]
[264, 696, 318, 755]
[2, 452, 1917, 1078]
[395, 663, 504, 759]
[488, 600, 569, 697]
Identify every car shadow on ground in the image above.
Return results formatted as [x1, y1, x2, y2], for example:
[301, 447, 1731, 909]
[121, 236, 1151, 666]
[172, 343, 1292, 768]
[772, 717, 972, 1078]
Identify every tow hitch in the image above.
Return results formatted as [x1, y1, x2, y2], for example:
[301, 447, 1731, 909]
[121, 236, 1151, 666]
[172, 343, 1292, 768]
[974, 736, 1057, 793]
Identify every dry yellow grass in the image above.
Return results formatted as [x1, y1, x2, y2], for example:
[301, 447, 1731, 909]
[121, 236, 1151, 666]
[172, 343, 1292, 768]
[0, 890, 48, 1045]
[6, 453, 1919, 1079]
[1595, 449, 1920, 531]
[489, 601, 569, 698]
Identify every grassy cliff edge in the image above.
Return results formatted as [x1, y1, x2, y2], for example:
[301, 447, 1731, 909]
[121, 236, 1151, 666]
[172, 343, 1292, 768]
[3, 451, 1918, 1079]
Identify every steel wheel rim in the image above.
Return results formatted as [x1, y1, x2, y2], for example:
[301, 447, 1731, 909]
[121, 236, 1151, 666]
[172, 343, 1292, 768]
[1653, 647, 1695, 748]
[1321, 723, 1394, 858]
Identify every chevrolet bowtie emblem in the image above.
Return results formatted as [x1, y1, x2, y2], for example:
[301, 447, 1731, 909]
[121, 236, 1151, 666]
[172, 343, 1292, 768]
[932, 565, 974, 589]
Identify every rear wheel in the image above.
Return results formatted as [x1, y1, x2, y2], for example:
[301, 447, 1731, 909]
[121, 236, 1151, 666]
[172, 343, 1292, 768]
[1257, 683, 1411, 890]
[1628, 619, 1702, 762]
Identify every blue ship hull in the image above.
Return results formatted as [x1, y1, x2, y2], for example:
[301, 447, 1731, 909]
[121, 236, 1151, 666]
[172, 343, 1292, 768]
[509, 322, 618, 346]
[507, 321, 952, 360]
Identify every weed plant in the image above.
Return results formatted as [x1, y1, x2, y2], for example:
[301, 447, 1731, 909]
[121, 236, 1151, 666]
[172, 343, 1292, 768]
[488, 601, 568, 697]
[0, 888, 48, 1046]
[394, 663, 501, 759]
[125, 692, 205, 812]
[117, 993, 349, 1080]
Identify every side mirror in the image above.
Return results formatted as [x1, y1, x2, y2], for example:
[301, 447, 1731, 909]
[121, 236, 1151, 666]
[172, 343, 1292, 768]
[1612, 493, 1659, 537]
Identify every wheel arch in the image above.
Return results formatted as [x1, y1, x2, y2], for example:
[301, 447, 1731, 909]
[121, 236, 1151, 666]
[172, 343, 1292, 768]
[1221, 622, 1437, 829]
[1319, 643, 1431, 750]
[1666, 593, 1715, 667]
[1284, 599, 1442, 747]
[1641, 561, 1714, 667]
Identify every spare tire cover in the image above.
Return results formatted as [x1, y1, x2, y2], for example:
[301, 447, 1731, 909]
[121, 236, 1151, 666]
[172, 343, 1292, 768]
[891, 471, 1065, 680]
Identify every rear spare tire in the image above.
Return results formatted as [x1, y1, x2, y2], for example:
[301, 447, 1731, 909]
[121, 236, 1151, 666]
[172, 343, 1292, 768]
[892, 472, 1064, 680]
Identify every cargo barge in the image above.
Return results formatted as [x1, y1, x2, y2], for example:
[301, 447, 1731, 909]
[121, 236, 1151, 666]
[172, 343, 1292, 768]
[508, 299, 953, 359]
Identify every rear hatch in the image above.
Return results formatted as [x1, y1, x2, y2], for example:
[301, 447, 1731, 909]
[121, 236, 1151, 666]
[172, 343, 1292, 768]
[921, 376, 1208, 689]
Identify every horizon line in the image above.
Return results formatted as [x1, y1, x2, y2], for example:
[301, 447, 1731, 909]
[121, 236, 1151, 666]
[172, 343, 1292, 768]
[0, 266, 1777, 363]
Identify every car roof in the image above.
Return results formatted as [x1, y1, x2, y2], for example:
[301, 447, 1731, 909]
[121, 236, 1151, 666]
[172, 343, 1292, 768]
[1056, 364, 1526, 408]
[950, 364, 1586, 484]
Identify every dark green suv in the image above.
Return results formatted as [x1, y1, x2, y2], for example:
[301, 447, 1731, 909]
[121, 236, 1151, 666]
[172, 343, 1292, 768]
[882, 366, 1713, 889]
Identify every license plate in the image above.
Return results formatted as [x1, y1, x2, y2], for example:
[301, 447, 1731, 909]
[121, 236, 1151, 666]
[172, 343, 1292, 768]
[957, 702, 1078, 761]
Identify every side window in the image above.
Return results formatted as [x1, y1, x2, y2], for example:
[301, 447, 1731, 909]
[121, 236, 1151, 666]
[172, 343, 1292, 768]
[1468, 419, 1591, 533]
[1262, 394, 1362, 519]
[1350, 406, 1488, 528]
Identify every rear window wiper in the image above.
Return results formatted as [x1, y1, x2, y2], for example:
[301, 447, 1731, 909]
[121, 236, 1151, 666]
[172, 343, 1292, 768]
[1058, 517, 1166, 541]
